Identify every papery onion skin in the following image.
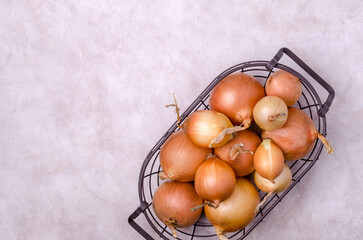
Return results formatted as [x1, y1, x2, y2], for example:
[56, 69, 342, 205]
[265, 70, 302, 107]
[254, 163, 292, 194]
[181, 110, 234, 148]
[214, 130, 261, 177]
[152, 181, 203, 237]
[204, 178, 260, 235]
[261, 107, 333, 161]
[209, 72, 265, 126]
[160, 131, 212, 182]
[253, 96, 288, 131]
[194, 157, 236, 207]
[254, 139, 284, 183]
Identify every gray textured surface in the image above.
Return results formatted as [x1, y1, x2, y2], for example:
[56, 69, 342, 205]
[1, 0, 362, 239]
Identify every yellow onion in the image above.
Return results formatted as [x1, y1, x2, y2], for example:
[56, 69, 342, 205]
[254, 139, 284, 183]
[181, 110, 246, 148]
[214, 130, 261, 177]
[152, 181, 203, 238]
[255, 163, 292, 193]
[194, 157, 236, 208]
[204, 178, 260, 240]
[209, 72, 265, 127]
[254, 164, 292, 212]
[265, 70, 302, 107]
[262, 107, 333, 161]
[159, 131, 212, 182]
[253, 96, 288, 131]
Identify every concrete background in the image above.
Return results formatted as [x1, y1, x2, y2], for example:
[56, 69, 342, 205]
[1, 0, 362, 239]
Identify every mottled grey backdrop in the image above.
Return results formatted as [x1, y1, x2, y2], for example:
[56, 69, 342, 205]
[0, 0, 362, 239]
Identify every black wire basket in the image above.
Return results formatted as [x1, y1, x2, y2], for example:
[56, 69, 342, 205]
[128, 48, 335, 240]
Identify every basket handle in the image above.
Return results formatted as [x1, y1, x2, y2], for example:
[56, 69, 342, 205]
[266, 47, 335, 117]
[128, 201, 154, 240]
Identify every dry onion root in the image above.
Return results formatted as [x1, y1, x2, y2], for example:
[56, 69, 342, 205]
[214, 130, 261, 177]
[254, 139, 285, 183]
[254, 164, 292, 212]
[159, 131, 212, 182]
[181, 110, 247, 148]
[166, 95, 245, 148]
[209, 72, 265, 127]
[265, 70, 302, 107]
[253, 96, 288, 131]
[204, 178, 260, 240]
[262, 107, 334, 161]
[152, 181, 203, 238]
[192, 156, 236, 210]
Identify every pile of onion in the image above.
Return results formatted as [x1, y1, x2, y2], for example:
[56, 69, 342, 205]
[193, 156, 236, 209]
[181, 110, 246, 148]
[151, 70, 335, 238]
[265, 70, 302, 106]
[254, 139, 285, 183]
[262, 107, 333, 161]
[204, 178, 260, 240]
[153, 181, 203, 238]
[209, 72, 265, 128]
[159, 131, 212, 182]
[214, 130, 261, 177]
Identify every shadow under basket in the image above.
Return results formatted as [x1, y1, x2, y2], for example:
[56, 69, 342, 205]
[128, 48, 335, 240]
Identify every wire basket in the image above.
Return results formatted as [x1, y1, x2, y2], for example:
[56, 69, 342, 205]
[128, 48, 335, 240]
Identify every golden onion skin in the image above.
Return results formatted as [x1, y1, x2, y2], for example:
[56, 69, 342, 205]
[204, 178, 260, 233]
[152, 181, 203, 235]
[253, 96, 288, 131]
[265, 70, 302, 107]
[262, 108, 317, 161]
[194, 157, 236, 207]
[160, 131, 212, 182]
[254, 139, 285, 183]
[181, 110, 234, 148]
[209, 72, 265, 126]
[254, 163, 292, 194]
[214, 130, 261, 177]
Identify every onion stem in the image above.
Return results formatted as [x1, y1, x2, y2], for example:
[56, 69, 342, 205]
[268, 113, 287, 121]
[165, 93, 181, 127]
[165, 219, 177, 238]
[205, 153, 215, 160]
[158, 172, 168, 180]
[229, 143, 254, 161]
[317, 133, 334, 154]
[190, 201, 218, 212]
[215, 226, 228, 240]
[255, 192, 272, 214]
[209, 126, 248, 148]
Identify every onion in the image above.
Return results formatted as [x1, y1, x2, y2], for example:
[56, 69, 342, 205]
[262, 107, 333, 161]
[253, 96, 288, 131]
[152, 181, 203, 238]
[159, 131, 212, 182]
[181, 110, 246, 148]
[204, 178, 260, 240]
[209, 72, 265, 127]
[193, 156, 236, 209]
[254, 139, 284, 183]
[254, 164, 292, 212]
[214, 130, 261, 177]
[265, 70, 302, 107]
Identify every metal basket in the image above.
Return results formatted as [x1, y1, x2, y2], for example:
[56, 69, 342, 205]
[128, 48, 335, 240]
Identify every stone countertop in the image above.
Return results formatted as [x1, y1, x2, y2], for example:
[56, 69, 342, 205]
[0, 1, 362, 239]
